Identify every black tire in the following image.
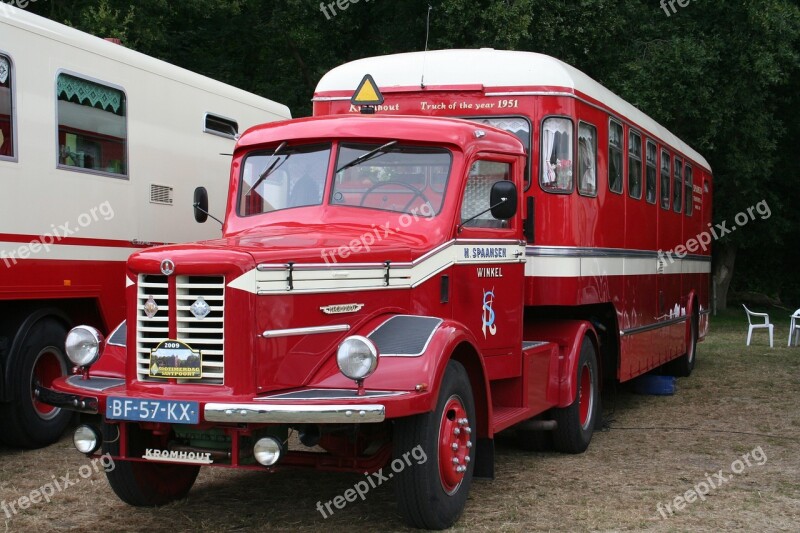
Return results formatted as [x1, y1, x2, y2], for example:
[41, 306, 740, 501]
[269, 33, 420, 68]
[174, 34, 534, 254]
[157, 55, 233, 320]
[103, 423, 199, 506]
[0, 319, 71, 448]
[668, 309, 698, 377]
[552, 336, 599, 454]
[394, 360, 476, 530]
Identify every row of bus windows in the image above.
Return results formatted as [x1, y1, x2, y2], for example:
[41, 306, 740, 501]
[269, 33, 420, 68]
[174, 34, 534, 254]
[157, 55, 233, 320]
[0, 53, 239, 177]
[540, 115, 695, 216]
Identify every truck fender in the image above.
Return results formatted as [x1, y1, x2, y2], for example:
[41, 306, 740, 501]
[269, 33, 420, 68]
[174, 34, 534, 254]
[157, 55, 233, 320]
[525, 320, 597, 408]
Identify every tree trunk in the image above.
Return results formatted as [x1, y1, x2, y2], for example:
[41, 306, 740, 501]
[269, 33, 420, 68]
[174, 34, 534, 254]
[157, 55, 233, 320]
[712, 242, 738, 311]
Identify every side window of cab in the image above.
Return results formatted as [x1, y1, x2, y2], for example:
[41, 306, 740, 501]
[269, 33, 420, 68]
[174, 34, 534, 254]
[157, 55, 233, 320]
[460, 160, 513, 229]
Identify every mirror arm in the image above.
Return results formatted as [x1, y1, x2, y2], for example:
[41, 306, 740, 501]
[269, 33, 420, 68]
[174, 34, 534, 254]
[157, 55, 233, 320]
[193, 202, 224, 227]
[457, 197, 508, 234]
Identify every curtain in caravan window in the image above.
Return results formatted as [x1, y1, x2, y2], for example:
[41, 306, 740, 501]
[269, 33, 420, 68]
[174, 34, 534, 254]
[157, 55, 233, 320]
[541, 117, 573, 193]
[578, 122, 596, 196]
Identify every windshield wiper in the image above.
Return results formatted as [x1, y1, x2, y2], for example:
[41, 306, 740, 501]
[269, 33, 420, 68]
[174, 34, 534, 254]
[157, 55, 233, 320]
[335, 140, 398, 173]
[249, 141, 288, 193]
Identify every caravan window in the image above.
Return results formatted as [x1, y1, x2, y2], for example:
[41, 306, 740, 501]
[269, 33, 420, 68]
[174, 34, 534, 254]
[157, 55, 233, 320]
[56, 72, 127, 177]
[0, 54, 14, 159]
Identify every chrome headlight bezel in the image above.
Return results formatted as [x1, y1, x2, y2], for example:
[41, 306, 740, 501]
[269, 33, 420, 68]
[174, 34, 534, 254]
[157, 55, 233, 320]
[336, 335, 379, 381]
[65, 325, 104, 367]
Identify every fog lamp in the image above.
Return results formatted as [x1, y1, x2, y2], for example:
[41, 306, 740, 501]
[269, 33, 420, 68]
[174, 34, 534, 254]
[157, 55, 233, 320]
[73, 424, 102, 454]
[254, 437, 282, 466]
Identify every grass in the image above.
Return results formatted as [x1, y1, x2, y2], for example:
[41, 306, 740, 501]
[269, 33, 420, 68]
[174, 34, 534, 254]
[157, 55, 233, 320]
[1, 308, 799, 532]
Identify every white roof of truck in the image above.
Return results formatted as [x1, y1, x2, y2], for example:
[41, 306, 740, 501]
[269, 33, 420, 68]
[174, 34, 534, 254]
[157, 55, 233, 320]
[316, 49, 709, 170]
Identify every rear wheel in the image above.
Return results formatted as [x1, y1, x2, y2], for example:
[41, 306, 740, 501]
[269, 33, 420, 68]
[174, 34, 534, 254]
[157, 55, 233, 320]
[394, 360, 476, 530]
[668, 309, 698, 377]
[103, 424, 199, 506]
[552, 336, 599, 454]
[0, 319, 71, 448]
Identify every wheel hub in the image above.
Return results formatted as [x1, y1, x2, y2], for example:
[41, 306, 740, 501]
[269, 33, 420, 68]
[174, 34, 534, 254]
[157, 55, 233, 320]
[438, 395, 471, 495]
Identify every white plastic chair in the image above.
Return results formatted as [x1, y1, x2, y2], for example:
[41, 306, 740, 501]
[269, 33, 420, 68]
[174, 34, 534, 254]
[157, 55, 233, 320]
[789, 309, 800, 347]
[743, 305, 773, 347]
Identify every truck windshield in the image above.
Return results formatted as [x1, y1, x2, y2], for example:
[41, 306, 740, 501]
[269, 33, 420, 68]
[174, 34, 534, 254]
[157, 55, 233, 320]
[330, 143, 451, 216]
[239, 144, 331, 216]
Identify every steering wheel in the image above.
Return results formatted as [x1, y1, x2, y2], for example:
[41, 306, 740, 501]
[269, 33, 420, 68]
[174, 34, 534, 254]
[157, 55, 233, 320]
[360, 181, 432, 212]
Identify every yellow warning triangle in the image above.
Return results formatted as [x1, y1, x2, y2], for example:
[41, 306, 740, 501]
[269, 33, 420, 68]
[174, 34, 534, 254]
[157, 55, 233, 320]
[351, 74, 384, 106]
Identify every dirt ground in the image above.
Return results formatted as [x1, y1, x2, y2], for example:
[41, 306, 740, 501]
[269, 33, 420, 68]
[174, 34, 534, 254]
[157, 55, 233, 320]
[1, 310, 798, 532]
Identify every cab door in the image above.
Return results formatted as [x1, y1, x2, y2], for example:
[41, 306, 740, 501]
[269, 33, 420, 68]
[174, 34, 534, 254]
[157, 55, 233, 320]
[450, 156, 525, 379]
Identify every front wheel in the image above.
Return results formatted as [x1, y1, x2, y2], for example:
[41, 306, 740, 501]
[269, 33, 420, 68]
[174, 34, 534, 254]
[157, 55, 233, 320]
[103, 424, 199, 506]
[394, 360, 476, 530]
[552, 336, 600, 454]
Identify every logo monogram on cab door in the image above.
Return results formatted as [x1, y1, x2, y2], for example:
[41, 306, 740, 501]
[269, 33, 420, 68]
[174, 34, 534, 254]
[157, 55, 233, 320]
[481, 288, 497, 338]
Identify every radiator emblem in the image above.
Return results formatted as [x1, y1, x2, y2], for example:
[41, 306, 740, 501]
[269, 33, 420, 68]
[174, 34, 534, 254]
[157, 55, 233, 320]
[160, 259, 175, 276]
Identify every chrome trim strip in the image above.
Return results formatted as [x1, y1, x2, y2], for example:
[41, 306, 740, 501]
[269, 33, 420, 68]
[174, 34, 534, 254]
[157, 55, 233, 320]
[526, 245, 711, 262]
[260, 324, 350, 338]
[257, 389, 407, 401]
[204, 403, 386, 423]
[620, 316, 687, 337]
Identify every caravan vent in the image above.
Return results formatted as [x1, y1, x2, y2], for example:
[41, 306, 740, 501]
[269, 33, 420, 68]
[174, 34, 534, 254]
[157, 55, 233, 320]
[150, 184, 173, 205]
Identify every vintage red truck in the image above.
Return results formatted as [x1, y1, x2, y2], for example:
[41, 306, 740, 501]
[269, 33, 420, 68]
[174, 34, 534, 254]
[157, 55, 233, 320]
[41, 50, 710, 530]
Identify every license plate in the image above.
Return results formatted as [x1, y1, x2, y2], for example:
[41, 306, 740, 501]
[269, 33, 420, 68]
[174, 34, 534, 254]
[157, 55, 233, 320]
[106, 397, 199, 424]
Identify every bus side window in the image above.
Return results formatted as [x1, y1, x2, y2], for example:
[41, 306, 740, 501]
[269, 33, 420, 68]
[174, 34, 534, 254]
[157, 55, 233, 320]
[673, 156, 683, 213]
[628, 130, 642, 199]
[645, 140, 657, 204]
[56, 72, 128, 177]
[685, 165, 693, 215]
[608, 119, 623, 193]
[540, 117, 573, 193]
[0, 54, 14, 159]
[577, 121, 597, 196]
[660, 149, 670, 210]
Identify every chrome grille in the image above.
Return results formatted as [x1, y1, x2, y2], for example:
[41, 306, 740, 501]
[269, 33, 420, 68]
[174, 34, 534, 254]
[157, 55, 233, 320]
[137, 274, 225, 385]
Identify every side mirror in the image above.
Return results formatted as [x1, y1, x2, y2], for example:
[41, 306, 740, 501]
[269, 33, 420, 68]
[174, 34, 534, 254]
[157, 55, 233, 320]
[193, 187, 209, 223]
[490, 180, 517, 220]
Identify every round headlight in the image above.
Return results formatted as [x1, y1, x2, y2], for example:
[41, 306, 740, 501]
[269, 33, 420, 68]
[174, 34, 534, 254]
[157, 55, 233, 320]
[336, 335, 379, 381]
[254, 437, 282, 466]
[73, 424, 101, 454]
[65, 326, 104, 367]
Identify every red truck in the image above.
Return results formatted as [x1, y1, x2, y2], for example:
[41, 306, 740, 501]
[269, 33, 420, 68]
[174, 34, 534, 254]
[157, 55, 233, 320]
[42, 50, 710, 530]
